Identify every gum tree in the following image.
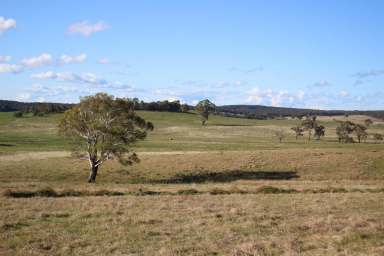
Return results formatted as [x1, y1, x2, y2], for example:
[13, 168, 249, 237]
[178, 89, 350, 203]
[195, 99, 216, 126]
[59, 93, 154, 183]
[301, 116, 318, 141]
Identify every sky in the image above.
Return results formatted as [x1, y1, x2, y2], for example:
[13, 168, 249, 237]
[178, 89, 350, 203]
[0, 0, 384, 110]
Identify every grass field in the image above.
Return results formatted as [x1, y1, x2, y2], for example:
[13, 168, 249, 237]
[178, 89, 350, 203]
[1, 111, 384, 255]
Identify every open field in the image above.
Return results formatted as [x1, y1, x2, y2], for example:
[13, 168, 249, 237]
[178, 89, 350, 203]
[1, 112, 384, 255]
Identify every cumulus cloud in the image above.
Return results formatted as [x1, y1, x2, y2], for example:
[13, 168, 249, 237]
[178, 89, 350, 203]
[297, 90, 305, 100]
[0, 53, 90, 74]
[0, 17, 16, 34]
[0, 56, 12, 62]
[59, 53, 87, 65]
[15, 93, 31, 102]
[32, 71, 107, 85]
[21, 53, 53, 68]
[0, 63, 23, 73]
[246, 88, 295, 107]
[30, 71, 133, 91]
[67, 21, 110, 37]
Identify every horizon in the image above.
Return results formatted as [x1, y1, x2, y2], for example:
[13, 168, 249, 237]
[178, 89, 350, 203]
[1, 0, 384, 110]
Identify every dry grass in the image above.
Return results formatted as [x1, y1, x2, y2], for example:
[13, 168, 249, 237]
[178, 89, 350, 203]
[1, 193, 384, 255]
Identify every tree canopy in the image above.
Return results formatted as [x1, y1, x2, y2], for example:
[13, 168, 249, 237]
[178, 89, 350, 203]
[195, 99, 216, 125]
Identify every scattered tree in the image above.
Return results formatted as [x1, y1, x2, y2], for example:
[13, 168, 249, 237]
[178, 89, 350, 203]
[336, 121, 356, 143]
[301, 116, 318, 141]
[59, 93, 154, 183]
[372, 133, 383, 143]
[274, 129, 285, 143]
[195, 99, 216, 126]
[364, 118, 373, 127]
[291, 126, 304, 140]
[354, 124, 368, 143]
[314, 125, 325, 140]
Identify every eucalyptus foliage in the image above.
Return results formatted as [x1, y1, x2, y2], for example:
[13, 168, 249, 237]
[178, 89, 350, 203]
[59, 93, 153, 183]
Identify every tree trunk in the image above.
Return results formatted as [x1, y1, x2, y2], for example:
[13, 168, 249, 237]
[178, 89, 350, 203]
[88, 164, 98, 183]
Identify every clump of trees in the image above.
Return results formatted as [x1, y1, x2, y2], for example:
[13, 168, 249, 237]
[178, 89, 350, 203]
[336, 121, 358, 143]
[59, 93, 154, 183]
[373, 133, 383, 143]
[354, 124, 368, 143]
[196, 99, 216, 126]
[335, 120, 376, 143]
[297, 116, 325, 141]
[132, 99, 192, 112]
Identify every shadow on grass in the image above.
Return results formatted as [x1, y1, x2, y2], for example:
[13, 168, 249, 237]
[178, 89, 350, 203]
[209, 124, 253, 127]
[0, 143, 15, 147]
[151, 170, 299, 184]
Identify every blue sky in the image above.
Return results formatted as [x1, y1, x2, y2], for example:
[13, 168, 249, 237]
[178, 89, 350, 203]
[1, 0, 383, 109]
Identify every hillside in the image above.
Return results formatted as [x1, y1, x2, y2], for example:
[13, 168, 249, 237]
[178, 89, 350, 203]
[217, 105, 384, 119]
[2, 99, 384, 120]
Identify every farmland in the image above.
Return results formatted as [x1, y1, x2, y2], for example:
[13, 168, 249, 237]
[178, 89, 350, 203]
[1, 111, 384, 255]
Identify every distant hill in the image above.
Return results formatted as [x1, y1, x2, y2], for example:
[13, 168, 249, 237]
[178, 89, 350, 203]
[1, 99, 383, 120]
[0, 100, 74, 113]
[217, 105, 384, 120]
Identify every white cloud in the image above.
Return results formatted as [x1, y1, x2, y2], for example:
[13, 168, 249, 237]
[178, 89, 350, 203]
[15, 93, 31, 102]
[31, 71, 132, 90]
[297, 90, 305, 100]
[31, 71, 57, 79]
[59, 53, 87, 65]
[0, 63, 23, 73]
[20, 53, 53, 68]
[0, 17, 16, 34]
[246, 88, 299, 107]
[36, 96, 45, 102]
[246, 88, 263, 104]
[0, 56, 12, 62]
[340, 90, 349, 97]
[67, 21, 110, 37]
[97, 58, 110, 64]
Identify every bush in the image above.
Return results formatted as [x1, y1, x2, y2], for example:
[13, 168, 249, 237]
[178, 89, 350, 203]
[13, 111, 23, 118]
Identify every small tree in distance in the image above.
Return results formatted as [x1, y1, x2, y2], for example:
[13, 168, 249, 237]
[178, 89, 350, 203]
[59, 93, 154, 183]
[195, 99, 216, 126]
[301, 116, 318, 141]
[314, 125, 325, 140]
[274, 129, 285, 143]
[373, 133, 383, 144]
[354, 124, 368, 143]
[364, 118, 373, 127]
